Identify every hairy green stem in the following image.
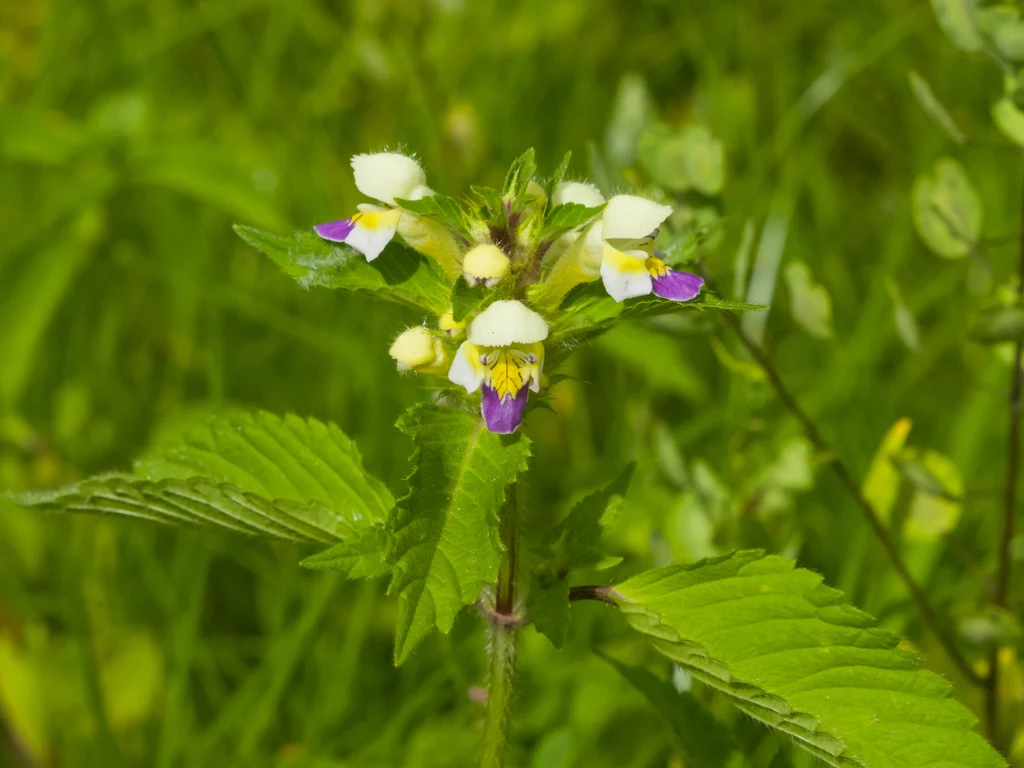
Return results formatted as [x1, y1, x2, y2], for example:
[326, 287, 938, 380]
[986, 168, 1024, 750]
[480, 487, 520, 767]
[712, 299, 983, 687]
[480, 619, 517, 768]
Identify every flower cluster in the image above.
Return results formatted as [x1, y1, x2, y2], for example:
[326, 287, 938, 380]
[315, 151, 704, 434]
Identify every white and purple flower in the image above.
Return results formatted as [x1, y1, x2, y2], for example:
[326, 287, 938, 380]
[448, 300, 548, 434]
[552, 183, 705, 304]
[314, 152, 436, 263]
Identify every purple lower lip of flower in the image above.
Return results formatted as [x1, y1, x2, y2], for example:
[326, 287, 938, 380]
[314, 218, 355, 242]
[481, 385, 529, 434]
[652, 269, 704, 302]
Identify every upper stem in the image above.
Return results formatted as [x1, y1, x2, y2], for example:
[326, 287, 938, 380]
[480, 486, 520, 768]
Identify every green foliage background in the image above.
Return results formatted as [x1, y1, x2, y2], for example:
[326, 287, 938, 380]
[1, 0, 1022, 766]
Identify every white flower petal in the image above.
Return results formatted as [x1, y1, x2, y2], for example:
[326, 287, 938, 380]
[602, 195, 673, 241]
[552, 181, 605, 208]
[346, 206, 401, 261]
[448, 341, 484, 393]
[600, 244, 653, 302]
[468, 300, 549, 347]
[351, 152, 427, 205]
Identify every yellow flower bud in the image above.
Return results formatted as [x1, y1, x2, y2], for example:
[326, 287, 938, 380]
[439, 310, 467, 337]
[388, 327, 443, 372]
[462, 244, 510, 287]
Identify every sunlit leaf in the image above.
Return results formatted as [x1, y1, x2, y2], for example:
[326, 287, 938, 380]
[539, 202, 605, 242]
[992, 96, 1024, 146]
[394, 194, 469, 237]
[612, 550, 1006, 768]
[911, 157, 982, 258]
[233, 225, 452, 315]
[930, 0, 983, 53]
[862, 418, 913, 525]
[896, 448, 963, 541]
[885, 279, 923, 353]
[977, 5, 1024, 63]
[638, 124, 725, 195]
[387, 404, 530, 665]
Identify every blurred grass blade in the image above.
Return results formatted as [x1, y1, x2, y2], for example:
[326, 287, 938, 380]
[908, 70, 966, 144]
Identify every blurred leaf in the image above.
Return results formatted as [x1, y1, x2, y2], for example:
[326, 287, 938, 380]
[638, 124, 725, 195]
[862, 418, 913, 525]
[930, 0, 983, 52]
[783, 260, 833, 339]
[908, 71, 966, 144]
[387, 404, 530, 665]
[612, 550, 1006, 768]
[131, 144, 285, 229]
[605, 73, 651, 169]
[970, 302, 1024, 342]
[528, 580, 571, 650]
[992, 96, 1024, 146]
[886, 279, 922, 353]
[234, 225, 452, 315]
[977, 5, 1024, 63]
[14, 412, 392, 544]
[394, 194, 469, 237]
[912, 157, 982, 258]
[894, 448, 964, 541]
[539, 203, 605, 243]
[742, 194, 792, 344]
[600, 653, 741, 768]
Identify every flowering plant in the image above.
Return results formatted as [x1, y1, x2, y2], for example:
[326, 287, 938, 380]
[11, 148, 1006, 768]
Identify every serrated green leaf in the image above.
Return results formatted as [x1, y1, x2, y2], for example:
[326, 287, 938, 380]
[600, 653, 742, 768]
[13, 474, 349, 543]
[12, 412, 393, 546]
[503, 148, 537, 204]
[233, 225, 452, 314]
[450, 278, 490, 323]
[393, 194, 468, 236]
[548, 151, 573, 194]
[911, 158, 982, 258]
[300, 525, 391, 579]
[611, 551, 1004, 768]
[387, 404, 531, 665]
[970, 302, 1024, 342]
[784, 261, 833, 339]
[930, 0, 983, 53]
[538, 202, 605, 242]
[908, 71, 967, 144]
